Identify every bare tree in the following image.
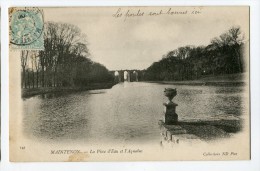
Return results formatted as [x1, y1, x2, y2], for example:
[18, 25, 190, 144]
[37, 22, 89, 87]
[33, 52, 40, 88]
[22, 21, 112, 90]
[30, 52, 36, 88]
[21, 50, 29, 88]
[228, 26, 244, 72]
[211, 26, 244, 73]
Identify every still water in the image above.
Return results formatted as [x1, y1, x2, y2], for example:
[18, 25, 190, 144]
[22, 82, 246, 144]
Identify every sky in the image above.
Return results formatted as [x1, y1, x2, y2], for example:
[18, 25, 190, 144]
[44, 7, 249, 71]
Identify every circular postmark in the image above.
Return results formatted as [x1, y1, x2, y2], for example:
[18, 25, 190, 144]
[10, 8, 44, 45]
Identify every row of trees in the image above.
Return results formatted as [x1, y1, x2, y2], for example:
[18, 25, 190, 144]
[142, 26, 247, 81]
[21, 22, 113, 89]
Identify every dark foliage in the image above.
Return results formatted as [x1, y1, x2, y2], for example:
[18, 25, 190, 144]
[21, 22, 113, 88]
[142, 26, 247, 81]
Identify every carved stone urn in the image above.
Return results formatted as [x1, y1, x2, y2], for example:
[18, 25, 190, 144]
[163, 88, 178, 125]
[164, 88, 177, 103]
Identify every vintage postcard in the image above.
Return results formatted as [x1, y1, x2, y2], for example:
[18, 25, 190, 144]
[9, 6, 250, 162]
[0, 8, 1, 160]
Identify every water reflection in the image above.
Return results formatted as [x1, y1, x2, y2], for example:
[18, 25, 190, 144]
[22, 82, 246, 143]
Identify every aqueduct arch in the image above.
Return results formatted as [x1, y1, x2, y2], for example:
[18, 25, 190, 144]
[113, 70, 139, 82]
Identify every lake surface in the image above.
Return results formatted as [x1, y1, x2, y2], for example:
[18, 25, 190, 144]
[22, 82, 246, 144]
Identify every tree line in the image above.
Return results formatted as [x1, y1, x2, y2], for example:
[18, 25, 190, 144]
[21, 22, 113, 89]
[142, 26, 247, 81]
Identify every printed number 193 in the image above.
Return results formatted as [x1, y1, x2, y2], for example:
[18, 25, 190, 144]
[20, 146, 25, 150]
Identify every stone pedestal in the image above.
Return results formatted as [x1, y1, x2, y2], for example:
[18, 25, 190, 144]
[158, 120, 203, 146]
[163, 88, 178, 125]
[164, 102, 178, 125]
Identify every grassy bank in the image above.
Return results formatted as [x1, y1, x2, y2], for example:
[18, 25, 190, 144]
[22, 82, 116, 98]
[145, 73, 247, 86]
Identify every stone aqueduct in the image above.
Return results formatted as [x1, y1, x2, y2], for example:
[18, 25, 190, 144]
[111, 70, 139, 82]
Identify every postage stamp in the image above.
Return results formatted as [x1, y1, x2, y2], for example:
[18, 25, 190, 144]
[9, 7, 44, 50]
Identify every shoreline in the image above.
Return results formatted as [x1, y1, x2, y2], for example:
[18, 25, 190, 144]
[22, 82, 116, 98]
[22, 73, 246, 98]
[144, 81, 245, 86]
[143, 73, 247, 86]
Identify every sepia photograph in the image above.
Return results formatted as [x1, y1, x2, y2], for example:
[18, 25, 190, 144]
[9, 6, 250, 162]
[0, 8, 1, 160]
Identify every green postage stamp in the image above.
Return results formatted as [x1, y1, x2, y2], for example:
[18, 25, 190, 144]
[9, 7, 44, 50]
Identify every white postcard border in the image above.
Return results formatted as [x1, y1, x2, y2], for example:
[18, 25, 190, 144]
[1, 0, 260, 171]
